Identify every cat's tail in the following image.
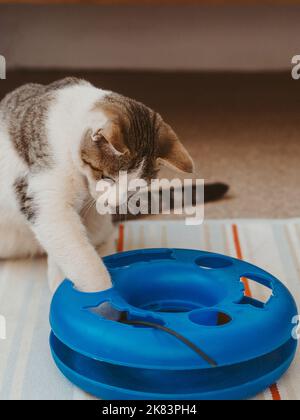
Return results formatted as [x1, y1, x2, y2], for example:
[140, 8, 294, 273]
[114, 182, 229, 222]
[203, 182, 229, 203]
[165, 182, 229, 209]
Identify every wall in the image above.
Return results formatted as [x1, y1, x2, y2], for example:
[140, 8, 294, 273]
[0, 4, 299, 71]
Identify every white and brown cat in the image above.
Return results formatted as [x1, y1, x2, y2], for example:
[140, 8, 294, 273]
[0, 77, 228, 293]
[0, 77, 197, 293]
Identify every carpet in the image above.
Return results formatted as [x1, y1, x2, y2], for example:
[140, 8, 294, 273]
[1, 70, 300, 219]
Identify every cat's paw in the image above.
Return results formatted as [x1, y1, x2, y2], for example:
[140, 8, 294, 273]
[75, 275, 112, 293]
[74, 264, 112, 293]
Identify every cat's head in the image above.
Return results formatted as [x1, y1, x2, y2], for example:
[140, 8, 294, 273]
[80, 93, 194, 207]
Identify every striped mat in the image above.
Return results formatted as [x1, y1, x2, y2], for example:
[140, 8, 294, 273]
[0, 219, 299, 400]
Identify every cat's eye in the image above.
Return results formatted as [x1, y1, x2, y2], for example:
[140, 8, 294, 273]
[102, 176, 115, 183]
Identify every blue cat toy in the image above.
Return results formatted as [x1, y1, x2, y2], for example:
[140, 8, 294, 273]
[50, 249, 298, 400]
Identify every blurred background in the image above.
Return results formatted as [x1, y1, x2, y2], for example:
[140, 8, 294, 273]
[1, 2, 300, 218]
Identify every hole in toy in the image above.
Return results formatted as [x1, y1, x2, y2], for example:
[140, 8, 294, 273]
[114, 262, 228, 310]
[90, 302, 165, 328]
[105, 250, 175, 269]
[238, 296, 265, 309]
[91, 301, 122, 321]
[189, 310, 232, 326]
[121, 312, 165, 328]
[238, 275, 273, 308]
[141, 301, 199, 313]
[195, 256, 233, 270]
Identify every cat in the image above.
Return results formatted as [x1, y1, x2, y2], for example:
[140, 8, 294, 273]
[0, 77, 228, 293]
[0, 77, 196, 293]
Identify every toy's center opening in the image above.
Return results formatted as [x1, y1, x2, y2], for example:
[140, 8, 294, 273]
[113, 261, 228, 313]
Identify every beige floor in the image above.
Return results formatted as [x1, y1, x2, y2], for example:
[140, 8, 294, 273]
[1, 70, 300, 218]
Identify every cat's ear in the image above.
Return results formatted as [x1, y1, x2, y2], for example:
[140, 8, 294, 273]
[92, 120, 127, 154]
[157, 123, 194, 173]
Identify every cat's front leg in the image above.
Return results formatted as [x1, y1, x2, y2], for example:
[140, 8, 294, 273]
[83, 208, 117, 258]
[47, 256, 64, 293]
[31, 194, 112, 292]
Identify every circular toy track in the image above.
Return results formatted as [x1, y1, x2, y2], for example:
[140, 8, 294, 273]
[50, 248, 298, 400]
